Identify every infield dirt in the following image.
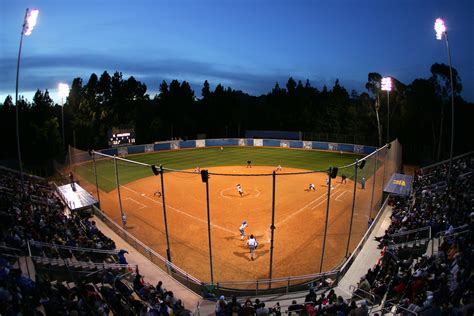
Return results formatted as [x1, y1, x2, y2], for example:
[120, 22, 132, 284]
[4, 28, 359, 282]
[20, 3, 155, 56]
[79, 166, 376, 285]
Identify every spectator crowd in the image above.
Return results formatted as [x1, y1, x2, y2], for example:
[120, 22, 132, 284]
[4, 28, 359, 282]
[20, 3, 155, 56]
[0, 168, 191, 315]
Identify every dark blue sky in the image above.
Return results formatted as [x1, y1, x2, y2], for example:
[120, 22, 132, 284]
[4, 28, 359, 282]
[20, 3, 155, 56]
[1, 0, 473, 103]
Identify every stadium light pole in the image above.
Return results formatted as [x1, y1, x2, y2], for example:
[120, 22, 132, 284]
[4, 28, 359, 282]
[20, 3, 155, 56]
[434, 18, 455, 184]
[381, 77, 392, 143]
[58, 83, 69, 149]
[15, 8, 39, 192]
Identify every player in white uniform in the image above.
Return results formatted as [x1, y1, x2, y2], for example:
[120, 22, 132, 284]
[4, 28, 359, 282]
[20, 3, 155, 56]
[247, 234, 258, 260]
[276, 165, 282, 172]
[308, 183, 316, 191]
[239, 220, 248, 240]
[236, 184, 243, 197]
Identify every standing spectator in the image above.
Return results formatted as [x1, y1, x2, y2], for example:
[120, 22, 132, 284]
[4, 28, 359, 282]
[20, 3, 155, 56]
[118, 249, 128, 265]
[226, 295, 242, 316]
[361, 177, 366, 189]
[216, 295, 227, 316]
[305, 289, 316, 303]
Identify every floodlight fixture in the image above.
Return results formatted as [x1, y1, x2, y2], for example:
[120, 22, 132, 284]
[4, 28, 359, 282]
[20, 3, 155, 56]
[381, 77, 392, 91]
[433, 17, 455, 184]
[58, 83, 69, 99]
[23, 9, 39, 36]
[434, 18, 446, 40]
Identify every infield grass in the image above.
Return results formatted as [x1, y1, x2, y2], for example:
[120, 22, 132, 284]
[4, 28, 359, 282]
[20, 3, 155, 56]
[75, 147, 374, 192]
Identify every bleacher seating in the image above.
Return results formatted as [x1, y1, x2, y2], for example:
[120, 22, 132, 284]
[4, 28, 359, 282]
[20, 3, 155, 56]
[354, 153, 474, 315]
[0, 168, 192, 315]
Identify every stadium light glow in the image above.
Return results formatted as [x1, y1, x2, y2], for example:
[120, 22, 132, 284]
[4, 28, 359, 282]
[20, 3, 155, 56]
[381, 77, 392, 91]
[434, 17, 455, 184]
[58, 83, 70, 99]
[15, 8, 40, 194]
[381, 77, 392, 142]
[23, 9, 39, 36]
[434, 18, 446, 40]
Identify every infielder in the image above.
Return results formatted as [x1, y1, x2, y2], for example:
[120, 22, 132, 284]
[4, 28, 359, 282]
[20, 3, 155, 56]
[195, 166, 200, 173]
[236, 184, 243, 197]
[308, 183, 316, 191]
[239, 220, 248, 240]
[247, 234, 258, 260]
[153, 190, 162, 197]
[275, 165, 282, 172]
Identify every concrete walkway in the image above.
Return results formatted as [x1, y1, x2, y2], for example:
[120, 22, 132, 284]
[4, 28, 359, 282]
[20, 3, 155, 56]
[93, 216, 202, 314]
[336, 205, 392, 295]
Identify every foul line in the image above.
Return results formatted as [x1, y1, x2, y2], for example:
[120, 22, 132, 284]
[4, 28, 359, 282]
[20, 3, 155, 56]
[91, 171, 236, 235]
[124, 197, 147, 210]
[335, 190, 348, 201]
[276, 183, 341, 226]
[120, 185, 236, 235]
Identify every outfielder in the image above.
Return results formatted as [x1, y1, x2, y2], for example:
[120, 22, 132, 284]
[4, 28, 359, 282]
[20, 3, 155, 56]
[239, 220, 248, 240]
[247, 234, 258, 260]
[236, 184, 243, 197]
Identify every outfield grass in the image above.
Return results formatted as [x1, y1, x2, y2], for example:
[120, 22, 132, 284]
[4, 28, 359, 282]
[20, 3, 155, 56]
[75, 147, 375, 192]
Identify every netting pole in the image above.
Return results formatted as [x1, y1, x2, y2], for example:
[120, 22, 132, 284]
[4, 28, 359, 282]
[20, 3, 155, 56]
[92, 151, 101, 207]
[113, 155, 126, 228]
[345, 161, 359, 257]
[159, 165, 172, 264]
[268, 171, 276, 288]
[205, 175, 214, 284]
[68, 145, 72, 170]
[320, 170, 333, 273]
[369, 153, 378, 219]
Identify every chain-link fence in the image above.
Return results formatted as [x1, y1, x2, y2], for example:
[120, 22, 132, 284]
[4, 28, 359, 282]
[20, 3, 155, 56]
[67, 139, 402, 293]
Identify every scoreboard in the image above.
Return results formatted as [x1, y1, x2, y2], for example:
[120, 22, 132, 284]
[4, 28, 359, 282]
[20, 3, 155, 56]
[108, 128, 136, 147]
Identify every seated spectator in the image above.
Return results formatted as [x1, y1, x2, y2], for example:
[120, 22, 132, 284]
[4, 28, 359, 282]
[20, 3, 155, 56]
[256, 302, 269, 316]
[288, 299, 304, 315]
[241, 299, 255, 316]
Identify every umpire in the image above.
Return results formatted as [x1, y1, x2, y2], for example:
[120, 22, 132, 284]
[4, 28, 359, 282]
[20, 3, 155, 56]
[247, 235, 258, 260]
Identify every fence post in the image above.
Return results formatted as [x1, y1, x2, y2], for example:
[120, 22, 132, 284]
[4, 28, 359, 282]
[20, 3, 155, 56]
[113, 155, 126, 228]
[204, 174, 214, 284]
[268, 171, 276, 288]
[159, 165, 172, 265]
[92, 151, 101, 207]
[345, 161, 359, 257]
[320, 170, 333, 273]
[369, 153, 378, 219]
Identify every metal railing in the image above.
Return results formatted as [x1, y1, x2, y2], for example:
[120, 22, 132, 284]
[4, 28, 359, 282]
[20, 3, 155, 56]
[92, 205, 203, 294]
[28, 240, 119, 255]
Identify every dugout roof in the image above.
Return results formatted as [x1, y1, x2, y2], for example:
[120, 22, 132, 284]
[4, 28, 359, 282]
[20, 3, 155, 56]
[384, 173, 414, 197]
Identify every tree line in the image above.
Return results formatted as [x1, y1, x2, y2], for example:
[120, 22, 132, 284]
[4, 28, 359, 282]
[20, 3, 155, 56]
[1, 63, 472, 174]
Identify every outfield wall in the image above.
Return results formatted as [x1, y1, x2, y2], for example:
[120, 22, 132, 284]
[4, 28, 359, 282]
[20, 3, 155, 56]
[85, 138, 377, 160]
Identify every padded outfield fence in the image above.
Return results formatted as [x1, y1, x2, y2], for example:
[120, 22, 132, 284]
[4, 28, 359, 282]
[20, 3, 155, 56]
[66, 138, 402, 295]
